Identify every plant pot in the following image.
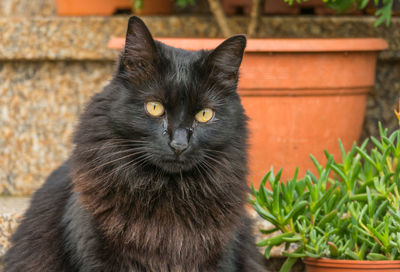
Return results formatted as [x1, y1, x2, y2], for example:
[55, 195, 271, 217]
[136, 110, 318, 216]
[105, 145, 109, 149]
[56, 0, 131, 15]
[108, 37, 388, 187]
[56, 0, 172, 16]
[304, 258, 400, 271]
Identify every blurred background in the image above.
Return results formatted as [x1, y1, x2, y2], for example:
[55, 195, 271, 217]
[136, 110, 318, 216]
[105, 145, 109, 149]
[0, 0, 399, 268]
[1, 0, 399, 195]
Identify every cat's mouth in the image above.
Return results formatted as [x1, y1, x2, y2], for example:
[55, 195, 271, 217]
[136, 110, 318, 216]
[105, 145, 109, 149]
[156, 157, 193, 172]
[162, 159, 185, 164]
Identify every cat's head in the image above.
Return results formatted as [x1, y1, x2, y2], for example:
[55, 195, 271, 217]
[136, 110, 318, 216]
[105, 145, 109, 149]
[75, 16, 247, 175]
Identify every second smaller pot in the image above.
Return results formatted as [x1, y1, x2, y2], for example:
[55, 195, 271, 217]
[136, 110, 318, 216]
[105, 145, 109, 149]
[304, 258, 400, 272]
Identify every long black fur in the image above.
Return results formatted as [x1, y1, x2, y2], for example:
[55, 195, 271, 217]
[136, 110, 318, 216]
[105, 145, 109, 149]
[4, 16, 265, 272]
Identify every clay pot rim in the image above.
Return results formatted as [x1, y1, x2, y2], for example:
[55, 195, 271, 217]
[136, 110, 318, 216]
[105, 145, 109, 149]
[304, 257, 400, 268]
[108, 37, 388, 52]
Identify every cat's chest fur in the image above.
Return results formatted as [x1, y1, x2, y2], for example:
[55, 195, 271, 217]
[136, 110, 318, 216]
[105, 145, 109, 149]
[65, 176, 242, 272]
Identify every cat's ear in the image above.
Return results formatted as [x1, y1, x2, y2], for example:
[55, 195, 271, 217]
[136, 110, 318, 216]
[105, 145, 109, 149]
[121, 16, 159, 74]
[206, 35, 246, 81]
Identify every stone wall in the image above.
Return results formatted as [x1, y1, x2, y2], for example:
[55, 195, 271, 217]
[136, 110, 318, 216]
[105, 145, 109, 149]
[1, 15, 399, 195]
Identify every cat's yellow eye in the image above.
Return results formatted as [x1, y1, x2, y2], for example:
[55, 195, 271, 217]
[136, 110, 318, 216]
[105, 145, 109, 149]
[195, 108, 214, 123]
[145, 101, 165, 117]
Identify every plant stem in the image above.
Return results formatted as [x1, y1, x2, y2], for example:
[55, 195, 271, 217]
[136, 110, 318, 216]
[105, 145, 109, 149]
[207, 0, 232, 37]
[247, 0, 265, 37]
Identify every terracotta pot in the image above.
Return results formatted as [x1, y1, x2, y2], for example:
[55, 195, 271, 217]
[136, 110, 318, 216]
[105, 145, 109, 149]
[56, 0, 172, 16]
[108, 37, 388, 187]
[304, 258, 400, 271]
[56, 0, 131, 15]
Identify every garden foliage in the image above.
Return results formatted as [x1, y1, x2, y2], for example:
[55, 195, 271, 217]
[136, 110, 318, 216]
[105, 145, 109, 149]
[250, 121, 400, 271]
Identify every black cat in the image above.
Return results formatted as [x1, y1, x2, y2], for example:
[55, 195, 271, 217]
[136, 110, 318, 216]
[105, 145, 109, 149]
[4, 16, 265, 271]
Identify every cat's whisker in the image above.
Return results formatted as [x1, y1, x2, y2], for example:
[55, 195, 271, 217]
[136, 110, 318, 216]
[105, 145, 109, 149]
[82, 147, 147, 166]
[202, 148, 228, 157]
[202, 154, 229, 170]
[200, 159, 227, 192]
[204, 154, 242, 183]
[100, 153, 147, 182]
[80, 148, 147, 163]
[78, 140, 149, 154]
[134, 154, 154, 170]
[76, 149, 148, 180]
[196, 162, 221, 199]
[89, 153, 153, 193]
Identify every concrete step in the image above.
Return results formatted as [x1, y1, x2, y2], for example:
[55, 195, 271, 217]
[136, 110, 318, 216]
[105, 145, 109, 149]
[0, 197, 29, 258]
[0, 0, 56, 17]
[0, 197, 302, 270]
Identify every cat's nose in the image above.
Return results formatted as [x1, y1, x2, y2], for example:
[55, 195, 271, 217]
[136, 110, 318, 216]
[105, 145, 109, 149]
[169, 128, 188, 154]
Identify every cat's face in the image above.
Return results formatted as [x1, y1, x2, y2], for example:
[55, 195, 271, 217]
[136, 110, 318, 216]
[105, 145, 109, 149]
[107, 17, 247, 173]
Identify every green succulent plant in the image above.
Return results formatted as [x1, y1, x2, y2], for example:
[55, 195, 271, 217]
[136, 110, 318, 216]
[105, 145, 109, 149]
[286, 0, 397, 26]
[132, 0, 195, 10]
[250, 120, 400, 271]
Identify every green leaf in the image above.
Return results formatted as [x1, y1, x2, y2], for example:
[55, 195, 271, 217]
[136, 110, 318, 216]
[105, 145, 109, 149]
[133, 0, 143, 10]
[367, 253, 390, 260]
[346, 249, 361, 260]
[371, 136, 384, 152]
[260, 228, 279, 235]
[324, 0, 356, 13]
[259, 171, 271, 190]
[310, 154, 323, 174]
[349, 193, 385, 201]
[359, 241, 368, 260]
[272, 179, 281, 216]
[328, 241, 339, 257]
[282, 235, 303, 242]
[264, 245, 273, 259]
[317, 210, 338, 228]
[274, 168, 283, 184]
[311, 185, 337, 213]
[175, 0, 195, 8]
[374, 200, 388, 221]
[374, 0, 394, 27]
[295, 178, 307, 197]
[305, 252, 321, 258]
[330, 163, 347, 182]
[257, 232, 294, 247]
[282, 251, 306, 258]
[356, 146, 377, 167]
[338, 138, 346, 162]
[280, 256, 299, 272]
[358, 0, 370, 9]
[253, 201, 279, 226]
[283, 200, 308, 224]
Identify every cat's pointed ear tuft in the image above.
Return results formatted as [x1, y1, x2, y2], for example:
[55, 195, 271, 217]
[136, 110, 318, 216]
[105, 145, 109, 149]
[207, 35, 247, 80]
[122, 16, 158, 72]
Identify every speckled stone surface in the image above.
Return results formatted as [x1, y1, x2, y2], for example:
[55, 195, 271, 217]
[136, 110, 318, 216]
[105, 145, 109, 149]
[0, 16, 399, 196]
[0, 0, 56, 17]
[0, 16, 399, 60]
[0, 61, 114, 195]
[361, 61, 400, 141]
